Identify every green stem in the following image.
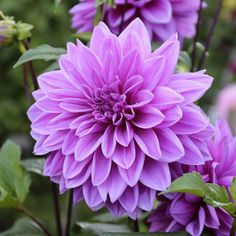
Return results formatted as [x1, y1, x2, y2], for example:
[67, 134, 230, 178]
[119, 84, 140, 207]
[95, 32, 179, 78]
[197, 0, 223, 70]
[230, 218, 236, 236]
[65, 189, 74, 236]
[129, 218, 139, 232]
[191, 0, 203, 72]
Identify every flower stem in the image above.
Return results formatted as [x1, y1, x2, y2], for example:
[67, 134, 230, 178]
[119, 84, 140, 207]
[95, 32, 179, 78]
[19, 207, 52, 236]
[22, 39, 39, 90]
[191, 0, 204, 72]
[230, 218, 236, 236]
[22, 64, 33, 103]
[129, 218, 139, 232]
[65, 189, 74, 236]
[51, 183, 63, 236]
[197, 0, 223, 70]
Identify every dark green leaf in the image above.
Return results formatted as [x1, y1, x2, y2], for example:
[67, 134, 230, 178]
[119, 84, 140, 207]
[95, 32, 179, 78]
[161, 172, 207, 197]
[230, 177, 236, 204]
[75, 222, 131, 235]
[0, 217, 45, 236]
[21, 158, 45, 175]
[204, 183, 236, 217]
[0, 140, 31, 208]
[13, 44, 66, 68]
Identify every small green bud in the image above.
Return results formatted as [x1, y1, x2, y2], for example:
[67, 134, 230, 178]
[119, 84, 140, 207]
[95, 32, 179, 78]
[0, 11, 16, 47]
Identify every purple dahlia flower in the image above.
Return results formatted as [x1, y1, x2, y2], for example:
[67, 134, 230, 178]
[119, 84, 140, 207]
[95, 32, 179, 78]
[28, 19, 213, 218]
[70, 0, 203, 42]
[148, 119, 236, 236]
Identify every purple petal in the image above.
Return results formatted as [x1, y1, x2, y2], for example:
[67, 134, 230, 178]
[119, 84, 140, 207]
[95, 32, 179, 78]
[118, 147, 145, 187]
[140, 158, 171, 191]
[112, 140, 136, 169]
[115, 121, 134, 147]
[134, 128, 161, 160]
[119, 18, 151, 57]
[102, 125, 116, 158]
[132, 106, 165, 129]
[119, 186, 139, 212]
[153, 34, 180, 86]
[91, 148, 112, 186]
[75, 132, 103, 161]
[186, 206, 205, 236]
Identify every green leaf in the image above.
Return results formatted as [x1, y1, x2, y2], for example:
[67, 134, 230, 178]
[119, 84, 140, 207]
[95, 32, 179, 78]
[161, 172, 207, 197]
[90, 213, 124, 223]
[15, 22, 33, 41]
[74, 222, 131, 236]
[0, 217, 45, 236]
[21, 158, 45, 175]
[13, 44, 66, 68]
[204, 183, 236, 217]
[177, 51, 191, 72]
[75, 32, 92, 42]
[0, 140, 31, 208]
[230, 177, 236, 204]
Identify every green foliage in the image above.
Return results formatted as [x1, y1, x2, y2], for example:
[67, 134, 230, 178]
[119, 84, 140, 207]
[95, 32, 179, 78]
[230, 177, 236, 204]
[162, 172, 207, 197]
[21, 159, 45, 176]
[177, 51, 191, 72]
[0, 140, 31, 208]
[13, 44, 66, 68]
[74, 222, 131, 236]
[162, 173, 236, 218]
[0, 217, 45, 236]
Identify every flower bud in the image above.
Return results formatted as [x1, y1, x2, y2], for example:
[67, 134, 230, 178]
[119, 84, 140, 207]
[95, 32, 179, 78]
[0, 13, 16, 47]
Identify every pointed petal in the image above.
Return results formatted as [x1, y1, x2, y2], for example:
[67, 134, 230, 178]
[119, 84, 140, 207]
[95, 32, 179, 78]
[134, 128, 161, 160]
[132, 106, 165, 129]
[92, 148, 112, 186]
[115, 121, 134, 147]
[119, 18, 151, 57]
[112, 140, 136, 169]
[153, 34, 180, 86]
[75, 132, 103, 161]
[140, 159, 171, 191]
[119, 186, 139, 212]
[118, 147, 145, 187]
[101, 125, 116, 157]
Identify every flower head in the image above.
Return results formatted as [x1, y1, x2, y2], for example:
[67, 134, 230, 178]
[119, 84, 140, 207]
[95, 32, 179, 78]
[28, 19, 213, 218]
[0, 12, 16, 47]
[70, 0, 203, 42]
[148, 119, 236, 236]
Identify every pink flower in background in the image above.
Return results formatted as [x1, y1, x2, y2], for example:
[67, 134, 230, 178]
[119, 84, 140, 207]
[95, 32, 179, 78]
[28, 19, 213, 218]
[216, 84, 236, 134]
[216, 84, 236, 117]
[148, 119, 235, 236]
[70, 0, 202, 42]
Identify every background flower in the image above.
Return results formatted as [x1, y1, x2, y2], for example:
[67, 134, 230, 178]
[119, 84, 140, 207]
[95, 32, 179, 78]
[216, 84, 236, 134]
[28, 19, 213, 218]
[70, 0, 203, 42]
[148, 119, 236, 236]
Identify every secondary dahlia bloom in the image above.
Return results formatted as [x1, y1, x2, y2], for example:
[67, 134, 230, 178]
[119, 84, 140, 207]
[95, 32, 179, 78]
[70, 0, 202, 42]
[28, 19, 213, 218]
[148, 119, 236, 236]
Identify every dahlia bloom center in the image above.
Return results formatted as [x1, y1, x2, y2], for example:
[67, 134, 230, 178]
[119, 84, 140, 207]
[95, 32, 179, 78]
[92, 84, 132, 124]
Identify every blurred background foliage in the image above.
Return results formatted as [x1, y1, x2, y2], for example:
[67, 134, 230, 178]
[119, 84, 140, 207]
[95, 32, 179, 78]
[0, 0, 236, 234]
